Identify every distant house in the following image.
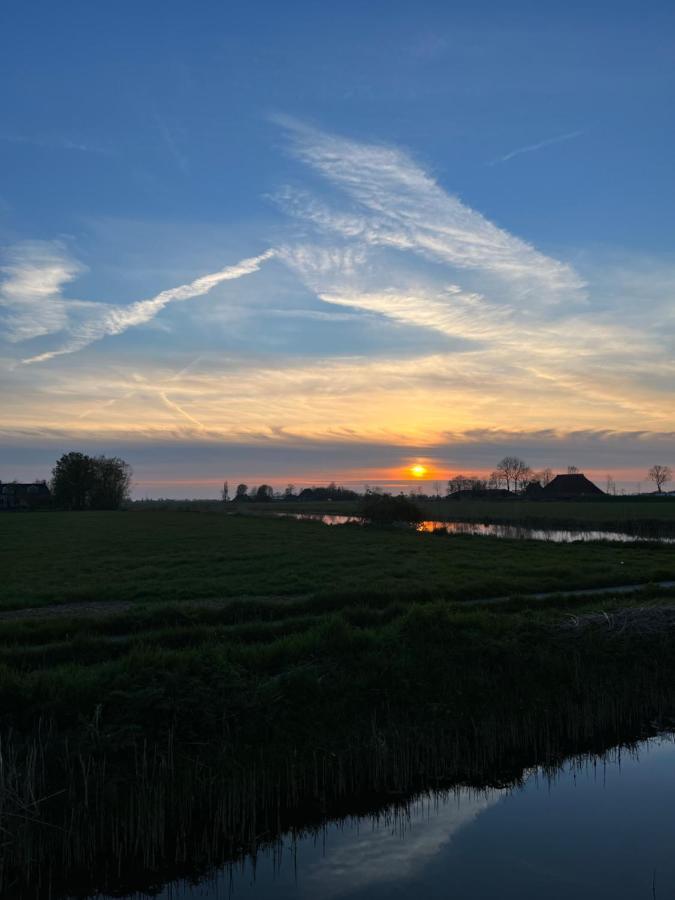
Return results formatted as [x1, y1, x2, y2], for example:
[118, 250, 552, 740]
[540, 474, 604, 499]
[0, 481, 51, 510]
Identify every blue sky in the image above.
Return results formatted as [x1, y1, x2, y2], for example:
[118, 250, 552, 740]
[1, 1, 674, 495]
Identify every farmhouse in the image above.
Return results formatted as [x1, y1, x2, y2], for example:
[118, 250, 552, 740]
[0, 482, 51, 510]
[541, 473, 604, 499]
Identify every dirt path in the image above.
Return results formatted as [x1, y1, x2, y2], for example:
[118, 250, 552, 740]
[462, 579, 675, 607]
[1, 580, 675, 621]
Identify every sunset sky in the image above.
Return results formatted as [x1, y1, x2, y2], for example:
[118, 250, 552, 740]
[1, 2, 674, 496]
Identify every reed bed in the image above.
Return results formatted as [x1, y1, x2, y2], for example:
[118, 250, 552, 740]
[2, 597, 675, 897]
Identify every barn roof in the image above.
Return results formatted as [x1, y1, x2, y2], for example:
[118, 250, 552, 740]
[541, 474, 604, 497]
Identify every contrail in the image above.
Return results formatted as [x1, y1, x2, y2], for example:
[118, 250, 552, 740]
[488, 131, 582, 166]
[23, 249, 275, 364]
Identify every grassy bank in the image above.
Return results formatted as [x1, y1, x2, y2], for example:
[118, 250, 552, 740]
[3, 586, 675, 896]
[2, 509, 675, 611]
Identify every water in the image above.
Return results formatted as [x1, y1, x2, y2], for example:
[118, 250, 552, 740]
[119, 735, 675, 899]
[272, 512, 675, 543]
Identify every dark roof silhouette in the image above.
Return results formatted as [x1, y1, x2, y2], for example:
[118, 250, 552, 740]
[541, 474, 604, 498]
[0, 481, 51, 510]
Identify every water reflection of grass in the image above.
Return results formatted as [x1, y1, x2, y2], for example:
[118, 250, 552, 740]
[2, 510, 675, 611]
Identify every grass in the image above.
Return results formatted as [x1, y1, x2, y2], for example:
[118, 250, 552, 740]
[3, 508, 675, 896]
[2, 508, 675, 611]
[420, 496, 675, 530]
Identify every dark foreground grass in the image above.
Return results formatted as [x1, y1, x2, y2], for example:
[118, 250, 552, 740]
[2, 509, 675, 610]
[3, 585, 675, 897]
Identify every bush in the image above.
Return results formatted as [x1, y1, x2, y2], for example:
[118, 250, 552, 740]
[358, 492, 423, 525]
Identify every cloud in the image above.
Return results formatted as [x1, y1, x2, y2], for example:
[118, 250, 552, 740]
[0, 241, 97, 342]
[2, 118, 674, 485]
[275, 116, 586, 305]
[0, 134, 111, 154]
[488, 130, 583, 166]
[3, 248, 275, 364]
[154, 113, 190, 174]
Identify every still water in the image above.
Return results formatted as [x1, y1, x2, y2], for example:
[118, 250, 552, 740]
[273, 512, 675, 543]
[117, 736, 675, 900]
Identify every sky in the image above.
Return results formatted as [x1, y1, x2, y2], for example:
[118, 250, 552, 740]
[1, 1, 674, 497]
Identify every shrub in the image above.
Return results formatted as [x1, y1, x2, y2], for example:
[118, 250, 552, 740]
[358, 492, 423, 525]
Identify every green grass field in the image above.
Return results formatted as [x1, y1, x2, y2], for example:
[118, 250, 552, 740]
[1, 507, 674, 738]
[2, 508, 675, 610]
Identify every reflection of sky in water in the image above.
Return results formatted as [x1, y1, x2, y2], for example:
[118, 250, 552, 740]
[144, 736, 675, 900]
[271, 513, 675, 544]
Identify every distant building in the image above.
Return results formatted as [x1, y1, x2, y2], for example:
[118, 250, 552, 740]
[0, 481, 51, 510]
[540, 474, 604, 499]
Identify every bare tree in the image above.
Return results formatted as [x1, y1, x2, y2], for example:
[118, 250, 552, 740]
[488, 470, 504, 489]
[647, 465, 672, 494]
[495, 456, 530, 493]
[605, 474, 617, 495]
[539, 467, 553, 487]
[567, 465, 579, 474]
[221, 480, 229, 502]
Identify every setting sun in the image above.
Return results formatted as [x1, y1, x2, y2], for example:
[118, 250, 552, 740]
[410, 464, 428, 478]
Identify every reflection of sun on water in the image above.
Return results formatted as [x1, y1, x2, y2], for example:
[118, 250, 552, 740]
[410, 464, 427, 478]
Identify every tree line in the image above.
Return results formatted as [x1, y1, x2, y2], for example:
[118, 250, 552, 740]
[447, 458, 673, 496]
[21, 451, 675, 512]
[222, 481, 359, 503]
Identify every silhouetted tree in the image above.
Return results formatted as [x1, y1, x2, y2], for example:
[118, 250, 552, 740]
[297, 485, 359, 501]
[51, 452, 95, 510]
[51, 452, 130, 510]
[234, 483, 249, 502]
[447, 475, 488, 497]
[221, 481, 229, 502]
[495, 456, 531, 492]
[88, 456, 132, 510]
[539, 467, 554, 487]
[567, 465, 579, 474]
[648, 465, 672, 494]
[254, 484, 274, 502]
[283, 484, 296, 500]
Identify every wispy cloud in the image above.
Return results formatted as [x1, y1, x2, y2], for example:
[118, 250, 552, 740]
[0, 134, 111, 154]
[275, 117, 586, 305]
[488, 130, 582, 166]
[22, 249, 275, 364]
[0, 242, 275, 364]
[154, 114, 190, 174]
[0, 241, 96, 342]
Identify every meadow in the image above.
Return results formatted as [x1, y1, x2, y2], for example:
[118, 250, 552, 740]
[3, 507, 675, 611]
[2, 507, 675, 896]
